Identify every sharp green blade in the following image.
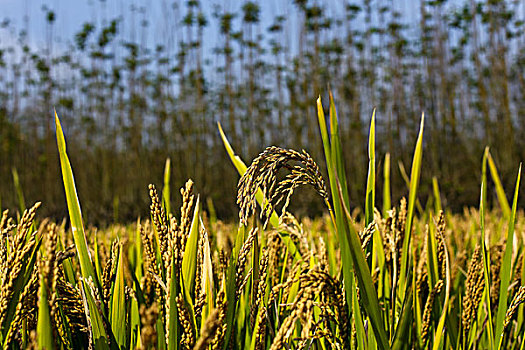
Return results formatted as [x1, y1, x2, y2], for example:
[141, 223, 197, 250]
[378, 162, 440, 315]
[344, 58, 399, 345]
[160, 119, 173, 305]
[391, 287, 413, 350]
[335, 178, 390, 350]
[487, 151, 511, 219]
[110, 244, 127, 348]
[495, 164, 521, 349]
[162, 158, 171, 215]
[55, 111, 97, 284]
[167, 253, 179, 350]
[365, 109, 376, 227]
[81, 279, 109, 350]
[11, 168, 25, 214]
[432, 176, 442, 214]
[181, 197, 201, 298]
[399, 114, 424, 294]
[480, 180, 495, 350]
[383, 153, 391, 215]
[37, 278, 55, 350]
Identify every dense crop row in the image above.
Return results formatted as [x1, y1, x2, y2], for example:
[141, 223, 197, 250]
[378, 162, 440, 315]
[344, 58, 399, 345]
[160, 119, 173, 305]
[0, 97, 524, 349]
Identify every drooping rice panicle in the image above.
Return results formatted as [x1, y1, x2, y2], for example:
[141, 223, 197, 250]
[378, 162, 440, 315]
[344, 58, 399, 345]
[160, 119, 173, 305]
[503, 286, 525, 329]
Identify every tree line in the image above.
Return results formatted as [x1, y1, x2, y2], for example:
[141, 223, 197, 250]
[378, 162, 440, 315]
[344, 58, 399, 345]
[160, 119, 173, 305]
[0, 0, 524, 224]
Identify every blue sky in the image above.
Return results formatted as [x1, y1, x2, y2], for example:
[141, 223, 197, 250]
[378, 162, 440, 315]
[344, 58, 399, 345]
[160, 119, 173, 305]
[0, 0, 425, 82]
[0, 1, 293, 53]
[0, 1, 416, 54]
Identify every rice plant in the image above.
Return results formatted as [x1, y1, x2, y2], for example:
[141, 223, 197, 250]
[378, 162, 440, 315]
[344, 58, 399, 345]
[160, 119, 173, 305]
[0, 98, 524, 350]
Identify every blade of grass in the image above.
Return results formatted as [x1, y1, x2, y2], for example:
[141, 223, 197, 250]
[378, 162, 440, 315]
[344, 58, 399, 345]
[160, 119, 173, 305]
[352, 274, 366, 350]
[11, 168, 25, 214]
[495, 164, 521, 349]
[55, 110, 97, 284]
[413, 258, 423, 347]
[432, 176, 442, 214]
[93, 235, 102, 286]
[487, 151, 511, 219]
[81, 279, 110, 350]
[130, 296, 141, 349]
[383, 153, 391, 215]
[167, 252, 180, 350]
[335, 177, 390, 350]
[391, 287, 413, 350]
[399, 114, 425, 295]
[365, 110, 376, 270]
[317, 96, 354, 336]
[201, 227, 215, 321]
[162, 158, 171, 215]
[328, 92, 350, 208]
[37, 277, 55, 350]
[318, 95, 386, 347]
[426, 218, 439, 289]
[480, 180, 495, 350]
[482, 147, 489, 211]
[181, 196, 200, 299]
[110, 243, 127, 349]
[365, 109, 376, 226]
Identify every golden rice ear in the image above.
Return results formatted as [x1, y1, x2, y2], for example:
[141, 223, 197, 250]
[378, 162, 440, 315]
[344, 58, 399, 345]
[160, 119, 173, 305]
[139, 302, 159, 348]
[250, 247, 268, 329]
[235, 228, 257, 300]
[462, 245, 484, 340]
[503, 286, 525, 329]
[193, 308, 221, 350]
[237, 146, 328, 227]
[176, 293, 194, 349]
[421, 279, 444, 345]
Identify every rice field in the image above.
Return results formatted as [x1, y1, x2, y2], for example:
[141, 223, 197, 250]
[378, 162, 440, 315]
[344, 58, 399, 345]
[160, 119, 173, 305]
[1, 96, 524, 349]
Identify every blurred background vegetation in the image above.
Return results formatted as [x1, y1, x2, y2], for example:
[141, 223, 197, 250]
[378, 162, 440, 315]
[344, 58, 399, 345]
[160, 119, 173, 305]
[0, 0, 524, 224]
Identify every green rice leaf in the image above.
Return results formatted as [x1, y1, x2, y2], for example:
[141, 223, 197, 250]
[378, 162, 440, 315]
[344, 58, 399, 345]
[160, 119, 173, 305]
[55, 111, 97, 284]
[163, 158, 171, 215]
[37, 278, 55, 350]
[400, 114, 424, 295]
[328, 92, 350, 208]
[487, 151, 511, 219]
[201, 227, 215, 321]
[432, 177, 442, 214]
[11, 168, 25, 214]
[110, 243, 127, 349]
[352, 275, 366, 350]
[391, 286, 413, 350]
[365, 109, 376, 227]
[335, 178, 390, 350]
[181, 196, 200, 299]
[495, 164, 521, 349]
[479, 180, 495, 350]
[167, 253, 180, 350]
[81, 279, 109, 350]
[383, 153, 391, 215]
[130, 296, 140, 349]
